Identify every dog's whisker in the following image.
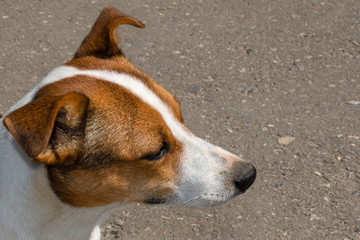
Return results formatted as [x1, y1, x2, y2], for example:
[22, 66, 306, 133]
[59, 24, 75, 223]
[183, 195, 203, 205]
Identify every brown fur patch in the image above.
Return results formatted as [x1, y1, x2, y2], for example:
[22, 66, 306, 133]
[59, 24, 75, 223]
[34, 76, 183, 207]
[48, 142, 182, 207]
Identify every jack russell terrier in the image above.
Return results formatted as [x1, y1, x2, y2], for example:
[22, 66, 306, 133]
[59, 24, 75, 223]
[0, 7, 256, 240]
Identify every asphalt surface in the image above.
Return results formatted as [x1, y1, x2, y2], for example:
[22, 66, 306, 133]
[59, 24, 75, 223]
[1, 0, 359, 239]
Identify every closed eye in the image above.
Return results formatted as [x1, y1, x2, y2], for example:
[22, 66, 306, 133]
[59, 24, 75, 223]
[143, 142, 169, 161]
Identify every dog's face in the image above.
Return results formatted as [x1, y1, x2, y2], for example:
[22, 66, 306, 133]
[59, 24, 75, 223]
[3, 7, 255, 208]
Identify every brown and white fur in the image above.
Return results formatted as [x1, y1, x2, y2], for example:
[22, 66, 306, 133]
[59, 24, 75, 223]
[0, 7, 256, 240]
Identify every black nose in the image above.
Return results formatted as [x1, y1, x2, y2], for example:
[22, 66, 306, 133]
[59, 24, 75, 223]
[234, 164, 256, 193]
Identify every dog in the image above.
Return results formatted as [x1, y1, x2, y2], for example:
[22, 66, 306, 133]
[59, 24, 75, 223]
[0, 7, 256, 240]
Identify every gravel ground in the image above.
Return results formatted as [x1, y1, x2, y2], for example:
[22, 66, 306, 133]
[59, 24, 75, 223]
[1, 0, 359, 239]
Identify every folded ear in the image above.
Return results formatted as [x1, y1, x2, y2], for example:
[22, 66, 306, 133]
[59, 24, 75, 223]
[3, 93, 89, 165]
[74, 6, 145, 59]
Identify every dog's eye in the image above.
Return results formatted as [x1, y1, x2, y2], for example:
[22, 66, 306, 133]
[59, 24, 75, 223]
[144, 142, 169, 161]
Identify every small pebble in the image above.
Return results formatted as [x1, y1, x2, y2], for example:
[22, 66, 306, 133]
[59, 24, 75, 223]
[324, 158, 333, 164]
[309, 143, 320, 147]
[278, 136, 295, 145]
[346, 101, 360, 105]
[310, 214, 320, 221]
[320, 183, 331, 188]
[246, 49, 253, 55]
[187, 86, 200, 94]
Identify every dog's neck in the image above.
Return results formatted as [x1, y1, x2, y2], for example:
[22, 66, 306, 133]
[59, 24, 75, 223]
[0, 125, 118, 240]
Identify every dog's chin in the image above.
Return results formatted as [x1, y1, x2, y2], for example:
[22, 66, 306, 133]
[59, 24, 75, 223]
[184, 199, 230, 208]
[166, 190, 241, 208]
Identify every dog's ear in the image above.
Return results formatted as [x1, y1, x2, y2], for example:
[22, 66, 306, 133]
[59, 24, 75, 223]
[3, 93, 89, 165]
[74, 6, 145, 59]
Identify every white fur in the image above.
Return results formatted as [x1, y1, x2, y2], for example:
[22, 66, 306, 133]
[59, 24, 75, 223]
[0, 65, 245, 239]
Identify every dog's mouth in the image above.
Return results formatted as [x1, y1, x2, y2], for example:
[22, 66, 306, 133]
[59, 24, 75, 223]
[144, 198, 168, 204]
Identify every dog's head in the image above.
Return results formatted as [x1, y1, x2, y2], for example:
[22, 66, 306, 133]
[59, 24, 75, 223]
[3, 7, 255, 208]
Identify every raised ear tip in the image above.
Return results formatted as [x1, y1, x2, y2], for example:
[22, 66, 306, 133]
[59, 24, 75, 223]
[101, 6, 146, 28]
[73, 6, 145, 59]
[119, 16, 146, 29]
[134, 19, 146, 29]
